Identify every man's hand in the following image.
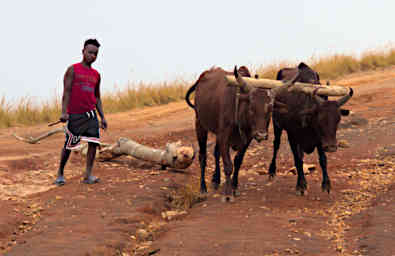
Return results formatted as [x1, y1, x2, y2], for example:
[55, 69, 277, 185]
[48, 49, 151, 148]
[100, 119, 108, 130]
[60, 113, 69, 123]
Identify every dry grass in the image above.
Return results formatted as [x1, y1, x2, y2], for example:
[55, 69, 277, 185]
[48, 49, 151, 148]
[0, 96, 61, 128]
[0, 79, 189, 128]
[102, 80, 188, 114]
[0, 97, 13, 128]
[255, 47, 395, 81]
[255, 61, 290, 80]
[1, 47, 395, 128]
[165, 179, 205, 210]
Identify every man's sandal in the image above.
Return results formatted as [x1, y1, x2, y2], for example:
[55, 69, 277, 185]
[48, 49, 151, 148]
[82, 176, 100, 184]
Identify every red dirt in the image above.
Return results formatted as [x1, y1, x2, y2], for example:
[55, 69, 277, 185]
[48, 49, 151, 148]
[0, 68, 395, 256]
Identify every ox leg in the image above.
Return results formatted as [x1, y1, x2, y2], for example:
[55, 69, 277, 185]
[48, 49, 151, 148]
[211, 143, 221, 190]
[232, 140, 251, 197]
[289, 140, 307, 195]
[317, 145, 331, 193]
[196, 121, 208, 194]
[269, 124, 283, 179]
[218, 134, 233, 202]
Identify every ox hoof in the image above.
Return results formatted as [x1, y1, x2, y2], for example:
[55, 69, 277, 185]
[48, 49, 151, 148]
[322, 187, 331, 194]
[200, 185, 208, 194]
[221, 195, 235, 203]
[295, 189, 308, 196]
[211, 182, 220, 190]
[322, 182, 331, 194]
[268, 174, 276, 181]
[200, 189, 208, 195]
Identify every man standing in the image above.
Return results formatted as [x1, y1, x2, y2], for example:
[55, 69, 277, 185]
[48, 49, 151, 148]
[55, 38, 107, 185]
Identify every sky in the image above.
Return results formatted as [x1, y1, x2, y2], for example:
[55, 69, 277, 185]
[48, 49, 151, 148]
[1, 0, 395, 102]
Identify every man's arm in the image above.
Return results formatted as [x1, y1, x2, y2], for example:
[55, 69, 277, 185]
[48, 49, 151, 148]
[60, 66, 74, 122]
[95, 74, 107, 129]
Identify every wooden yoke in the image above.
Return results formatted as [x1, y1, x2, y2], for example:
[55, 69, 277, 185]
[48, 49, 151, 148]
[225, 76, 351, 96]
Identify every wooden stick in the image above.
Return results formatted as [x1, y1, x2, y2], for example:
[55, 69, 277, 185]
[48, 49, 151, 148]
[48, 120, 62, 127]
[13, 127, 65, 144]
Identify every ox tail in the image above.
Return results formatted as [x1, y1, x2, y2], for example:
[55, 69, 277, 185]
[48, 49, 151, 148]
[185, 81, 198, 109]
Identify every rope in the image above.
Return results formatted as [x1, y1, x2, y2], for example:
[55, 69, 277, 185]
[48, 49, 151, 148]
[234, 87, 246, 144]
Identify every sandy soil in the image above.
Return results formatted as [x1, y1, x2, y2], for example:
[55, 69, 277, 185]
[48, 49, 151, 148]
[0, 67, 394, 256]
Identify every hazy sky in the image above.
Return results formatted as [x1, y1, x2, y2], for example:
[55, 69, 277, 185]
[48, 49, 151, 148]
[1, 0, 394, 101]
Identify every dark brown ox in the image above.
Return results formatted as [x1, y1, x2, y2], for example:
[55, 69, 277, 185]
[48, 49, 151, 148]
[186, 66, 299, 201]
[276, 62, 320, 84]
[269, 64, 353, 195]
[277, 62, 332, 100]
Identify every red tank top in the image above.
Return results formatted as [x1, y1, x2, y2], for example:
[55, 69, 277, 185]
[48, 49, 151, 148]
[67, 63, 100, 114]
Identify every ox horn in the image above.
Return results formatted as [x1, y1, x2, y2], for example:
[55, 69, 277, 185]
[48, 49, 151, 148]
[336, 87, 353, 106]
[271, 71, 301, 95]
[313, 88, 326, 105]
[234, 66, 251, 93]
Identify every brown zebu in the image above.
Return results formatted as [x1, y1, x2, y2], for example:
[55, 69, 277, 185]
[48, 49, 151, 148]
[186, 66, 299, 201]
[267, 64, 353, 195]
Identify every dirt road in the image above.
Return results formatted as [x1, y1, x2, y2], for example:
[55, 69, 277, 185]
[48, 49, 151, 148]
[0, 68, 394, 256]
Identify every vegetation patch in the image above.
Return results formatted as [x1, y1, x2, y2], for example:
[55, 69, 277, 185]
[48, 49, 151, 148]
[164, 179, 206, 210]
[1, 47, 395, 128]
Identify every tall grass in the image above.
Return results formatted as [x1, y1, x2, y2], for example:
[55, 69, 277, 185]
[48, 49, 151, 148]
[0, 96, 62, 128]
[255, 47, 395, 80]
[0, 79, 189, 128]
[1, 47, 395, 128]
[102, 80, 188, 114]
[0, 97, 13, 128]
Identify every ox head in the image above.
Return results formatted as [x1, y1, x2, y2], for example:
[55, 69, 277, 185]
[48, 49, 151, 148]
[234, 66, 301, 142]
[237, 66, 252, 77]
[302, 88, 353, 152]
[297, 62, 321, 85]
[234, 66, 275, 142]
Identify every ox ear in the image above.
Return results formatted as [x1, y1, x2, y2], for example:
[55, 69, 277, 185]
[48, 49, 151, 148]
[316, 72, 321, 83]
[340, 108, 350, 116]
[274, 101, 288, 114]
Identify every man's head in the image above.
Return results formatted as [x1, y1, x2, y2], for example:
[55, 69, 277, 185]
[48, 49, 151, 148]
[82, 39, 101, 65]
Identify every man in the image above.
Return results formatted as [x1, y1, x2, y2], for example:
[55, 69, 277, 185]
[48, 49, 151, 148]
[54, 38, 107, 185]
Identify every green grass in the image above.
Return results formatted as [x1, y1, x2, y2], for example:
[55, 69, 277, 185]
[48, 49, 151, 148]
[1, 47, 395, 128]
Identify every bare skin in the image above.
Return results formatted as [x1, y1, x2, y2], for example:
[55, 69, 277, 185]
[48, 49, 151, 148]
[55, 43, 107, 185]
